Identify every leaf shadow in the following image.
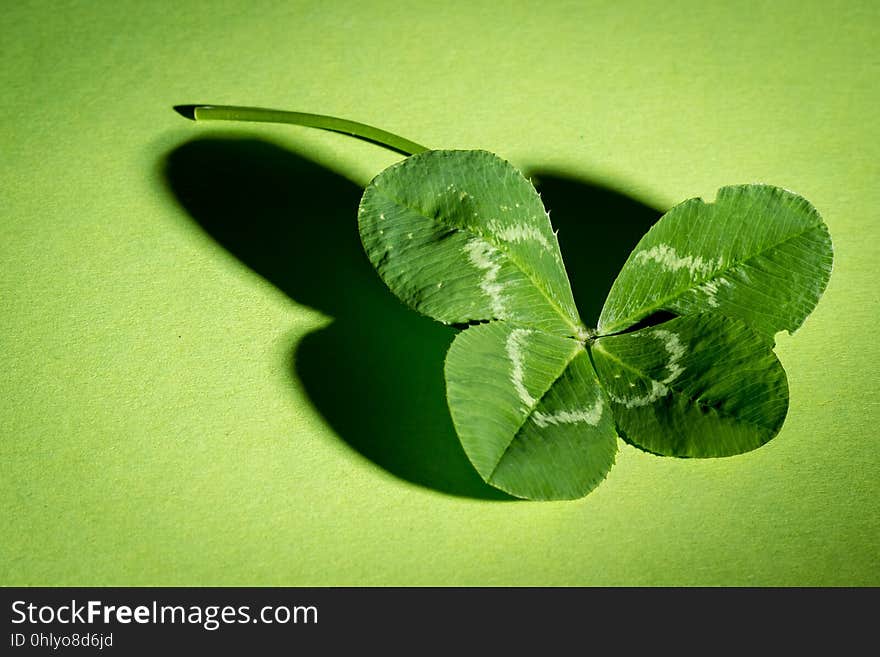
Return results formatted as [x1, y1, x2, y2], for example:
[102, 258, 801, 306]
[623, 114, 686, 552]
[161, 137, 663, 500]
[162, 136, 508, 500]
[527, 171, 664, 328]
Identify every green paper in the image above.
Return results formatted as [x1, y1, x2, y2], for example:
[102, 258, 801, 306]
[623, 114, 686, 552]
[2, 1, 878, 586]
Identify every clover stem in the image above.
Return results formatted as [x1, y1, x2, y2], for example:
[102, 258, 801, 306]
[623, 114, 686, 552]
[177, 104, 429, 156]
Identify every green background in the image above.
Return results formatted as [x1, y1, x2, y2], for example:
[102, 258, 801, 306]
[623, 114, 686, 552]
[3, 0, 878, 585]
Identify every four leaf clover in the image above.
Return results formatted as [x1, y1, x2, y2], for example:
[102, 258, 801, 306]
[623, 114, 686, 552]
[358, 150, 832, 500]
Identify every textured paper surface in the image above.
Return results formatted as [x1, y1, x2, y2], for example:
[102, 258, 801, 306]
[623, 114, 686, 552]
[2, 1, 878, 585]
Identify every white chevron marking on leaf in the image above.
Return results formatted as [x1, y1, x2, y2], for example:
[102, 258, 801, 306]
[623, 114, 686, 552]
[609, 380, 669, 409]
[607, 329, 686, 408]
[654, 329, 686, 384]
[695, 276, 733, 308]
[491, 222, 552, 251]
[464, 239, 506, 317]
[533, 398, 604, 428]
[634, 243, 721, 278]
[506, 328, 536, 408]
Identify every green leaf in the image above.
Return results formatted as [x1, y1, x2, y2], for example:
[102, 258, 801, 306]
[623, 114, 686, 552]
[591, 314, 789, 457]
[358, 150, 586, 338]
[598, 185, 833, 337]
[445, 322, 618, 500]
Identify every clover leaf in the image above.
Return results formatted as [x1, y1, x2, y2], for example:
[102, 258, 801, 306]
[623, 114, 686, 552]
[358, 150, 586, 338]
[178, 105, 834, 500]
[599, 184, 833, 338]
